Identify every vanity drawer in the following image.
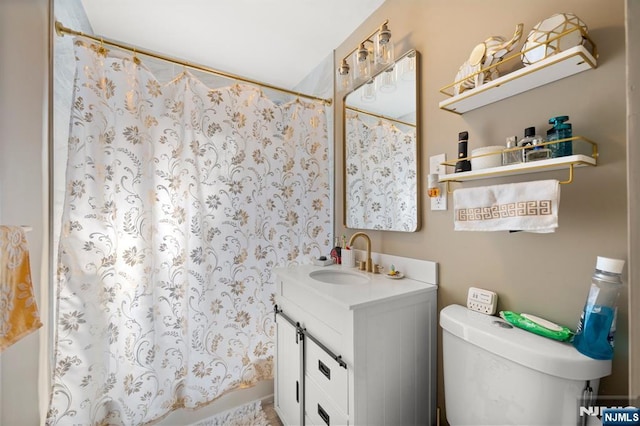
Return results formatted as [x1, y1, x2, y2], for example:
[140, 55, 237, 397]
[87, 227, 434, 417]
[305, 337, 348, 415]
[279, 278, 349, 335]
[305, 375, 348, 426]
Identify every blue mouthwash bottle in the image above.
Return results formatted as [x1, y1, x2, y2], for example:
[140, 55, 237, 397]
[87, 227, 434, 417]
[573, 256, 625, 360]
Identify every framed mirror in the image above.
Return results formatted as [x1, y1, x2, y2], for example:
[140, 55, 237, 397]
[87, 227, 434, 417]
[344, 49, 420, 232]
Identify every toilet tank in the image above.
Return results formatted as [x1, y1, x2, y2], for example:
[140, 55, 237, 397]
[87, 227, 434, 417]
[440, 304, 612, 426]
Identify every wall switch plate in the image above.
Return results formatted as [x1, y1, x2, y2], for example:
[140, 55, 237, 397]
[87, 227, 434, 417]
[429, 154, 447, 211]
[467, 287, 498, 315]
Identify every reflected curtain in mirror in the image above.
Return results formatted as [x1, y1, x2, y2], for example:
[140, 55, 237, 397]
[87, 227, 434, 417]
[345, 113, 417, 231]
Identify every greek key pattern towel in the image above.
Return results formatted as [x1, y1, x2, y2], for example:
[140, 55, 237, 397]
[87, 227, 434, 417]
[0, 226, 42, 351]
[453, 180, 560, 233]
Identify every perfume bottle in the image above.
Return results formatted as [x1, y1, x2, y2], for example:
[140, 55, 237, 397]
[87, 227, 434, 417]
[455, 131, 471, 172]
[526, 146, 551, 162]
[526, 129, 551, 161]
[547, 116, 573, 158]
[519, 127, 548, 162]
[526, 130, 551, 161]
[502, 136, 521, 166]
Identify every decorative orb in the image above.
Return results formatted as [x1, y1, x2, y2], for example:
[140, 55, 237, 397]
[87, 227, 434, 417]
[520, 13, 588, 66]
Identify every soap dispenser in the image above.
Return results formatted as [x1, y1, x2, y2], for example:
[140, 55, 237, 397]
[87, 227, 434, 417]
[547, 116, 573, 158]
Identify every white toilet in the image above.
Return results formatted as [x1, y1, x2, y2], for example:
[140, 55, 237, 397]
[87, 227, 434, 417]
[440, 304, 612, 426]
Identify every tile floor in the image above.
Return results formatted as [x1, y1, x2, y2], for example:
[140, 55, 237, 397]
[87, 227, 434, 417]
[263, 401, 283, 426]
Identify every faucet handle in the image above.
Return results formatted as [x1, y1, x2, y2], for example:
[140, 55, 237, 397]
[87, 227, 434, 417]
[374, 264, 384, 274]
[357, 260, 366, 271]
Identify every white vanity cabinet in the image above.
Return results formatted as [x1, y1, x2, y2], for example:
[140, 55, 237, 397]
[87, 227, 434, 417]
[276, 316, 303, 425]
[274, 259, 438, 426]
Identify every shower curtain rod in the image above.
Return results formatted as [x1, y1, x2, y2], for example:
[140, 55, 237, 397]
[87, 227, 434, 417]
[55, 21, 333, 106]
[345, 105, 416, 128]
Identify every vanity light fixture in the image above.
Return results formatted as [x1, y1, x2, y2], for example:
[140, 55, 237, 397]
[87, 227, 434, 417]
[337, 21, 393, 92]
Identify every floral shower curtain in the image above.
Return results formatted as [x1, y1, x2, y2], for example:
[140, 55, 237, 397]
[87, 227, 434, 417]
[345, 114, 417, 231]
[47, 38, 330, 425]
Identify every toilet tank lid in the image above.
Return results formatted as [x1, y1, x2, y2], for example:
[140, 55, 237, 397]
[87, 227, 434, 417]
[440, 304, 611, 381]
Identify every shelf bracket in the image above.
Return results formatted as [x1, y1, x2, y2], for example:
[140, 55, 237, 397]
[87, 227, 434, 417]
[559, 163, 575, 184]
[445, 180, 457, 194]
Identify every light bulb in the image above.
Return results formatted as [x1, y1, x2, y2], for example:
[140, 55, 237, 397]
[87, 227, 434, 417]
[361, 79, 376, 103]
[336, 58, 352, 92]
[379, 66, 397, 93]
[355, 43, 371, 81]
[401, 51, 417, 81]
[375, 24, 394, 66]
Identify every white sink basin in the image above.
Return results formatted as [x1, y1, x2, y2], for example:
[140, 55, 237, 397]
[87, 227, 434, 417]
[309, 269, 370, 285]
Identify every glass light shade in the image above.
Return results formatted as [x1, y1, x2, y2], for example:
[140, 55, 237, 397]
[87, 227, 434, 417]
[354, 43, 371, 81]
[336, 59, 353, 92]
[361, 79, 376, 103]
[400, 52, 417, 81]
[378, 66, 397, 93]
[375, 25, 394, 66]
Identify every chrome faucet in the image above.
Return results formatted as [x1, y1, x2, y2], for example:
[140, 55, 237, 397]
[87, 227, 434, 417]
[348, 232, 373, 273]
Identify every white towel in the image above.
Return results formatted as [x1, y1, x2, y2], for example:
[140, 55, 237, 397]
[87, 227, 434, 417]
[453, 179, 560, 233]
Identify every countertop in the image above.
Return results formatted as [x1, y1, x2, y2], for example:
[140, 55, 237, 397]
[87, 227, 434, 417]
[274, 263, 438, 310]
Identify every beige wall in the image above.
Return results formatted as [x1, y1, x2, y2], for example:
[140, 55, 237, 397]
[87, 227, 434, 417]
[334, 0, 629, 421]
[0, 0, 48, 424]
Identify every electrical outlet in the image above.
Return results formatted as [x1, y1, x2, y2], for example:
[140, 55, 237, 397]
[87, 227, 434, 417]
[429, 154, 447, 211]
[467, 287, 498, 315]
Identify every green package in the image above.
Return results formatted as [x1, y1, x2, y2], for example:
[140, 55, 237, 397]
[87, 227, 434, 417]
[499, 311, 573, 342]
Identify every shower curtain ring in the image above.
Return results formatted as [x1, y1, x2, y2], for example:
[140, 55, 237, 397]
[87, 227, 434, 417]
[132, 48, 141, 65]
[97, 37, 107, 56]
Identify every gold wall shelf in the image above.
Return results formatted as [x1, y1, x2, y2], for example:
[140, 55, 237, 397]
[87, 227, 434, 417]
[439, 137, 597, 190]
[439, 28, 597, 114]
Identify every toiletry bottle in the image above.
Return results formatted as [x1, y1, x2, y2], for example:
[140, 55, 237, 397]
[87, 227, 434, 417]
[517, 127, 536, 162]
[520, 127, 548, 162]
[330, 237, 342, 264]
[526, 142, 551, 162]
[455, 131, 471, 173]
[502, 136, 521, 166]
[547, 116, 573, 158]
[573, 256, 625, 360]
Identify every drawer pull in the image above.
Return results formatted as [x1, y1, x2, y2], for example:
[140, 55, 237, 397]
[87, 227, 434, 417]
[318, 360, 331, 380]
[317, 403, 330, 426]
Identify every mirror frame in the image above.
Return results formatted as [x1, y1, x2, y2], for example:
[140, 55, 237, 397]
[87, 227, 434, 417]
[342, 49, 421, 232]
